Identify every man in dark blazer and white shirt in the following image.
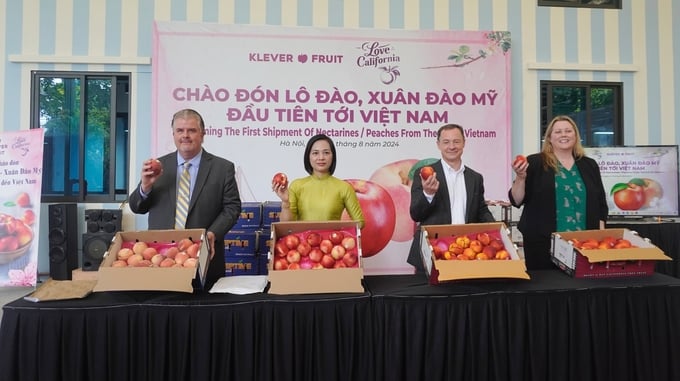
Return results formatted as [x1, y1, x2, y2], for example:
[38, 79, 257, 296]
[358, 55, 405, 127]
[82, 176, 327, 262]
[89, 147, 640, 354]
[408, 123, 494, 272]
[128, 109, 241, 291]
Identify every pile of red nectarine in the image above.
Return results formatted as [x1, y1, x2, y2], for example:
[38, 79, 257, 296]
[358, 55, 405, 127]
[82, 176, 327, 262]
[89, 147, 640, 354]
[568, 237, 635, 250]
[112, 238, 200, 268]
[429, 231, 511, 261]
[273, 229, 360, 270]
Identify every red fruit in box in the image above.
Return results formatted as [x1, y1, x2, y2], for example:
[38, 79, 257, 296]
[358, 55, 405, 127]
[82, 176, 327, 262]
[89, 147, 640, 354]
[299, 257, 314, 269]
[319, 239, 333, 254]
[183, 258, 197, 268]
[455, 236, 471, 249]
[283, 234, 300, 250]
[482, 245, 497, 259]
[476, 232, 491, 246]
[463, 248, 477, 260]
[286, 249, 301, 264]
[329, 230, 344, 245]
[151, 254, 164, 266]
[342, 252, 358, 267]
[495, 249, 510, 260]
[177, 238, 193, 251]
[489, 239, 504, 251]
[469, 239, 483, 254]
[341, 236, 356, 250]
[448, 242, 464, 256]
[309, 248, 323, 262]
[306, 232, 322, 247]
[141, 247, 158, 261]
[297, 241, 312, 256]
[160, 258, 176, 267]
[320, 254, 336, 268]
[331, 245, 346, 260]
[132, 241, 148, 255]
[117, 248, 134, 260]
[274, 258, 288, 270]
[274, 242, 288, 257]
[614, 239, 632, 249]
[186, 242, 200, 258]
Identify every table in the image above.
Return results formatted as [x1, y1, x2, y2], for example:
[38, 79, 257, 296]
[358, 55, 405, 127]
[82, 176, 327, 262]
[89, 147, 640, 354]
[0, 289, 374, 381]
[2, 271, 680, 381]
[608, 220, 680, 277]
[368, 271, 680, 381]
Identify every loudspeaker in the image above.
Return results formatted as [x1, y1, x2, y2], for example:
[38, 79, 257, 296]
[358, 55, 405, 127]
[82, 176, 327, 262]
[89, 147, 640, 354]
[82, 233, 115, 271]
[82, 208, 122, 271]
[84, 209, 122, 233]
[48, 204, 79, 280]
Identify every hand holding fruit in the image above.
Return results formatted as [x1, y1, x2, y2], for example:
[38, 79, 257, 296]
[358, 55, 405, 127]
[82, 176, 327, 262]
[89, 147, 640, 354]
[512, 154, 528, 179]
[419, 166, 435, 181]
[271, 172, 290, 200]
[142, 158, 162, 177]
[140, 158, 163, 192]
[420, 168, 439, 196]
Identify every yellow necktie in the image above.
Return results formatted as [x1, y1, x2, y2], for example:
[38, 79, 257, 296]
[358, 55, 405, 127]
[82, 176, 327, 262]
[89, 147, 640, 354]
[175, 162, 191, 229]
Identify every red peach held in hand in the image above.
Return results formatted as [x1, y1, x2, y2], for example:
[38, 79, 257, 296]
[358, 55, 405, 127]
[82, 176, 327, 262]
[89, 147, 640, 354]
[420, 166, 435, 180]
[513, 155, 527, 167]
[149, 159, 162, 176]
[272, 172, 288, 188]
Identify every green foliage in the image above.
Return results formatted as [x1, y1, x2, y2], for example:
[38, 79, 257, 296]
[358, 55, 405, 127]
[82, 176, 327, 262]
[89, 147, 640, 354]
[445, 31, 511, 68]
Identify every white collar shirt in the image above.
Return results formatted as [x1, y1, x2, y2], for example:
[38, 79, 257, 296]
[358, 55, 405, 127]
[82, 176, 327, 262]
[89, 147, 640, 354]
[442, 160, 467, 224]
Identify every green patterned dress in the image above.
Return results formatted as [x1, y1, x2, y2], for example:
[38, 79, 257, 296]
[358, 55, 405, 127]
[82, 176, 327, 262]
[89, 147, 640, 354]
[555, 163, 587, 232]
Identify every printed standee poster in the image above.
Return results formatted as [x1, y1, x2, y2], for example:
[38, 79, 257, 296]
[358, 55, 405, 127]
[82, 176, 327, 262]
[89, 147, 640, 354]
[0, 129, 44, 287]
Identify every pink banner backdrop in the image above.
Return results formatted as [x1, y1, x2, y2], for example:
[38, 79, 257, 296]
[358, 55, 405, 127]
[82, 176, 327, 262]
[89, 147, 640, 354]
[153, 23, 512, 274]
[0, 129, 44, 287]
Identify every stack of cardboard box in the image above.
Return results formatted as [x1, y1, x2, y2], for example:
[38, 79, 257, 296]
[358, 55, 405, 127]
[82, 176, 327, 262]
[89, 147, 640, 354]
[223, 201, 281, 276]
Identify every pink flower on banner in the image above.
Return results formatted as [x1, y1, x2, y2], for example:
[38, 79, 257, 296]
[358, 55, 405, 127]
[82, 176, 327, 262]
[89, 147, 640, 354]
[7, 261, 37, 286]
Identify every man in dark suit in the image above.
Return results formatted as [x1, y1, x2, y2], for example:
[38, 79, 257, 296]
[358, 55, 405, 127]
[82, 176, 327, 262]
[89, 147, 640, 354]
[128, 109, 241, 291]
[407, 123, 494, 272]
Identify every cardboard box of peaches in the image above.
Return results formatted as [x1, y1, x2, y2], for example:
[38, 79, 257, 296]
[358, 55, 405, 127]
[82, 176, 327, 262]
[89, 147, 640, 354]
[551, 228, 671, 278]
[93, 229, 209, 293]
[267, 221, 364, 295]
[420, 222, 530, 284]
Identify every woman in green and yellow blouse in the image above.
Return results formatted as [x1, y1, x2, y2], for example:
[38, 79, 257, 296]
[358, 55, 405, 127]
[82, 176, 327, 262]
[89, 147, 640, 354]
[272, 134, 364, 228]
